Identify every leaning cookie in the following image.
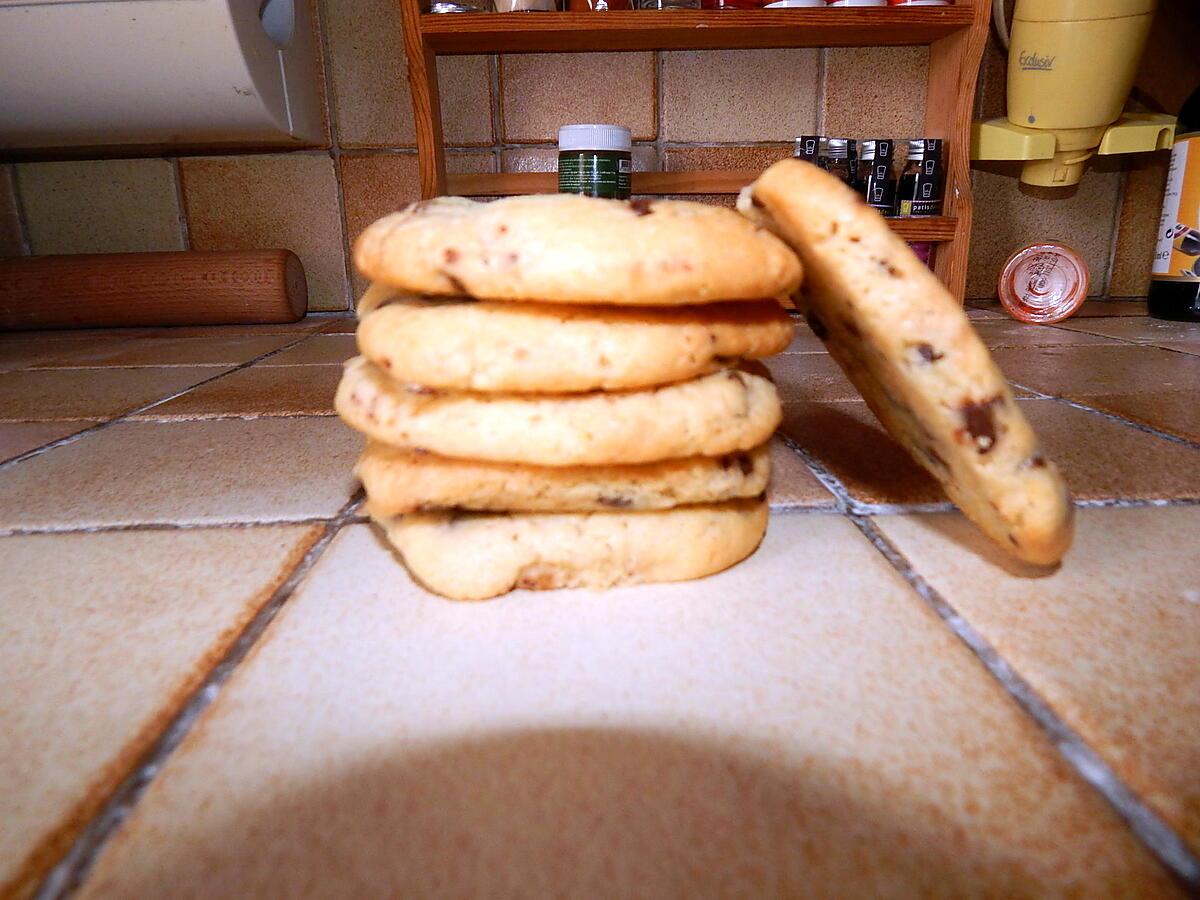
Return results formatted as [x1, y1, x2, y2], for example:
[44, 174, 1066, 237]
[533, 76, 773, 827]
[357, 441, 770, 515]
[355, 293, 794, 393]
[353, 195, 802, 306]
[374, 498, 768, 600]
[336, 356, 781, 467]
[739, 159, 1072, 566]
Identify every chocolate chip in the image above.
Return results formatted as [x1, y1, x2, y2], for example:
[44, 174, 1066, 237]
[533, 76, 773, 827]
[630, 199, 655, 216]
[443, 247, 460, 264]
[598, 495, 632, 508]
[961, 397, 1002, 453]
[916, 343, 944, 363]
[497, 224, 509, 235]
[750, 195, 765, 209]
[804, 311, 828, 340]
[444, 273, 467, 294]
[843, 318, 862, 338]
[726, 370, 747, 387]
[505, 252, 519, 264]
[718, 455, 734, 470]
[1026, 453, 1047, 469]
[735, 453, 754, 476]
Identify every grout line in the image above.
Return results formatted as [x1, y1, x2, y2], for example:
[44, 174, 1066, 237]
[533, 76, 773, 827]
[313, 0, 354, 313]
[36, 491, 365, 900]
[168, 158, 190, 250]
[0, 333, 320, 472]
[1008, 383, 1200, 453]
[774, 430, 849, 512]
[849, 514, 1200, 893]
[1101, 162, 1127, 299]
[0, 515, 352, 538]
[7, 163, 34, 256]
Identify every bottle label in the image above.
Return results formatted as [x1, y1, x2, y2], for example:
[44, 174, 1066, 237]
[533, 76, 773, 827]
[1152, 134, 1200, 282]
[558, 153, 631, 199]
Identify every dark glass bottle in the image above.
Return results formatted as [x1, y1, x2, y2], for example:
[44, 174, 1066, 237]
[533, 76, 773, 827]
[823, 138, 855, 187]
[1149, 85, 1200, 322]
[857, 139, 896, 216]
[897, 138, 943, 217]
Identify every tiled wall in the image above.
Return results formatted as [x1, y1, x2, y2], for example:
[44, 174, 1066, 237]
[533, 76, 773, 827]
[0, 0, 1192, 310]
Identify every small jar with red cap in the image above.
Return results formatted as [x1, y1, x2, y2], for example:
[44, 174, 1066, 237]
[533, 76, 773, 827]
[997, 243, 1090, 324]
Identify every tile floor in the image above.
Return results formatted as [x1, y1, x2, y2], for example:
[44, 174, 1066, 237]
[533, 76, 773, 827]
[1, 306, 1198, 898]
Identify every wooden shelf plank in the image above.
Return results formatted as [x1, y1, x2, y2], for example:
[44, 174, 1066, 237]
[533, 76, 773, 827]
[421, 8, 974, 54]
[445, 171, 959, 241]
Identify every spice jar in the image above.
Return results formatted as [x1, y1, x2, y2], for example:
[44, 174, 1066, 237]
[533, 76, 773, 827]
[858, 139, 897, 216]
[897, 138, 943, 216]
[822, 138, 855, 187]
[495, 0, 556, 9]
[998, 243, 1090, 324]
[558, 124, 632, 200]
[636, 0, 700, 8]
[794, 135, 821, 165]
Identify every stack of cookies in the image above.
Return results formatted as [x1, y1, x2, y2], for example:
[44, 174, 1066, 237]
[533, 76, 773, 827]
[335, 195, 801, 600]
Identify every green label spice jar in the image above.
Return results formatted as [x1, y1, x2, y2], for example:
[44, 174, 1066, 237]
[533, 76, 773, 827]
[558, 124, 632, 200]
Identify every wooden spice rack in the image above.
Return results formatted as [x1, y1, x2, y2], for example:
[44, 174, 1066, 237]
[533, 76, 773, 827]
[398, 0, 991, 298]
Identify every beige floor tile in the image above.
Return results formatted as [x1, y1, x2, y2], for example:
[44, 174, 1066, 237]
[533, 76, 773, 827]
[765, 436, 834, 509]
[132, 365, 341, 420]
[29, 335, 295, 369]
[989, 344, 1200, 398]
[0, 337, 139, 372]
[0, 525, 321, 898]
[963, 303, 1008, 319]
[501, 53, 655, 143]
[661, 50, 818, 142]
[662, 145, 794, 173]
[0, 367, 220, 422]
[14, 159, 184, 255]
[499, 145, 658, 173]
[135, 321, 326, 338]
[324, 0, 491, 147]
[0, 165, 23, 256]
[0, 418, 360, 530]
[782, 399, 1200, 507]
[1071, 299, 1150, 317]
[317, 317, 358, 334]
[966, 164, 1122, 300]
[876, 506, 1200, 851]
[970, 320, 1119, 349]
[179, 154, 348, 312]
[0, 421, 88, 464]
[1080, 393, 1200, 444]
[766, 353, 860, 403]
[822, 47, 928, 139]
[259, 335, 357, 366]
[0, 328, 151, 346]
[1055, 316, 1200, 345]
[1109, 154, 1169, 298]
[77, 519, 1173, 897]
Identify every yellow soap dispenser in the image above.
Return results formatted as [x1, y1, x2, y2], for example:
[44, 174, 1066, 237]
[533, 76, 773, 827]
[972, 0, 1176, 187]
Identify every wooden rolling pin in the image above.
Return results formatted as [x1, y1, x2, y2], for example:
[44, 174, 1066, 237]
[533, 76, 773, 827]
[0, 249, 307, 330]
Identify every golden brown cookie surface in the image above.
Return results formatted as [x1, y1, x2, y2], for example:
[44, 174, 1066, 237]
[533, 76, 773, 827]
[374, 498, 769, 600]
[355, 294, 794, 393]
[336, 357, 782, 467]
[740, 159, 1072, 566]
[354, 195, 802, 306]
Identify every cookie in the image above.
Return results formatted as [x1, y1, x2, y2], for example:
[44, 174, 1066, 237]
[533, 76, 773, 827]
[357, 440, 770, 515]
[373, 497, 768, 600]
[336, 356, 781, 467]
[739, 160, 1072, 566]
[353, 195, 802, 306]
[355, 292, 794, 393]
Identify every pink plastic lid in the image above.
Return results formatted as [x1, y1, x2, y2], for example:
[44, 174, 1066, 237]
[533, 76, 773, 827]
[997, 243, 1090, 324]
